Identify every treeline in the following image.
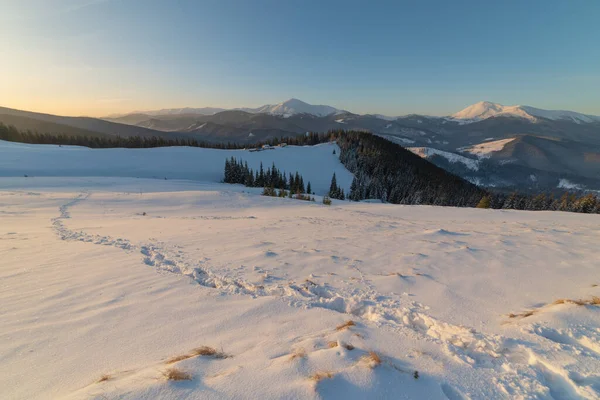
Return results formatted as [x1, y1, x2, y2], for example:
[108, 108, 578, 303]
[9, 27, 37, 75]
[0, 122, 336, 150]
[224, 157, 312, 194]
[481, 191, 600, 213]
[337, 130, 485, 207]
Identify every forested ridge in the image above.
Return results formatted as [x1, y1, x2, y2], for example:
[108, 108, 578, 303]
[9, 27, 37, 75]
[0, 122, 331, 149]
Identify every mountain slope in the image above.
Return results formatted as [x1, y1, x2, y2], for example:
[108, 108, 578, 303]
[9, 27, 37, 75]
[0, 106, 189, 139]
[0, 114, 110, 138]
[241, 98, 342, 117]
[450, 101, 600, 124]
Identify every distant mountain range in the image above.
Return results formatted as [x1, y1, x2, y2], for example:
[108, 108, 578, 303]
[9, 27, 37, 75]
[1, 99, 599, 193]
[110, 98, 344, 119]
[449, 101, 600, 125]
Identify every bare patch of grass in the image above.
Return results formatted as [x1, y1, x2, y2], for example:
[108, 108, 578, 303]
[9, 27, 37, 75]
[289, 348, 307, 361]
[327, 341, 338, 348]
[335, 320, 356, 331]
[342, 343, 355, 350]
[162, 367, 192, 381]
[361, 351, 382, 368]
[97, 374, 111, 383]
[310, 371, 334, 383]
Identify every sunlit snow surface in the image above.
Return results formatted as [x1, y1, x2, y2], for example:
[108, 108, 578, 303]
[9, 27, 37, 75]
[1, 175, 600, 399]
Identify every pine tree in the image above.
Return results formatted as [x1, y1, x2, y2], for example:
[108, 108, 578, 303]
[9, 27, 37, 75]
[258, 163, 265, 187]
[476, 195, 491, 209]
[349, 176, 359, 201]
[306, 181, 312, 195]
[329, 173, 338, 198]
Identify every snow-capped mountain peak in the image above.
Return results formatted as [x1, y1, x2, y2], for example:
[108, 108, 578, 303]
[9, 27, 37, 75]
[243, 98, 343, 118]
[450, 101, 600, 124]
[450, 101, 536, 123]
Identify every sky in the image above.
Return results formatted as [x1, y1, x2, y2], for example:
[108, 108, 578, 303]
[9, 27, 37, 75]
[0, 0, 599, 117]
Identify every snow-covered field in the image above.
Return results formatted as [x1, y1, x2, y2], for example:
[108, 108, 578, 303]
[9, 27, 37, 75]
[2, 142, 600, 399]
[0, 140, 352, 196]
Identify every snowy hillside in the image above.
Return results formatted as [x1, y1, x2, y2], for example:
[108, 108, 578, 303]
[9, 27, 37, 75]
[450, 101, 537, 123]
[459, 138, 515, 158]
[408, 147, 479, 170]
[241, 98, 342, 118]
[521, 105, 600, 124]
[1, 178, 600, 400]
[0, 140, 352, 195]
[450, 101, 600, 124]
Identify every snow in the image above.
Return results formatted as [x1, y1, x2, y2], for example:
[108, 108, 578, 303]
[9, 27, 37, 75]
[129, 107, 227, 116]
[2, 140, 600, 399]
[521, 106, 600, 124]
[0, 140, 351, 196]
[1, 178, 600, 400]
[408, 147, 479, 170]
[450, 101, 537, 123]
[558, 179, 584, 190]
[450, 101, 600, 124]
[459, 138, 515, 158]
[242, 98, 342, 118]
[371, 114, 398, 121]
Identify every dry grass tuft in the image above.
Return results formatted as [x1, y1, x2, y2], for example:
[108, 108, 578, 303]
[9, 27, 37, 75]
[190, 346, 230, 359]
[509, 296, 600, 320]
[166, 346, 231, 364]
[552, 297, 600, 307]
[361, 351, 382, 368]
[97, 374, 111, 383]
[327, 341, 338, 348]
[508, 309, 537, 319]
[310, 371, 334, 383]
[592, 284, 598, 288]
[162, 367, 192, 381]
[166, 354, 194, 364]
[335, 320, 356, 331]
[289, 348, 307, 361]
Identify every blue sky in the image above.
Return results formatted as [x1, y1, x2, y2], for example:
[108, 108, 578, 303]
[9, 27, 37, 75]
[1, 0, 599, 116]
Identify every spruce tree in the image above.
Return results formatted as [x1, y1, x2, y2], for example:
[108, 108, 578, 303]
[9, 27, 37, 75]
[329, 173, 338, 198]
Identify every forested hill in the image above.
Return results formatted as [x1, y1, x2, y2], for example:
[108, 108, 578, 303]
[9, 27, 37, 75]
[337, 131, 485, 207]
